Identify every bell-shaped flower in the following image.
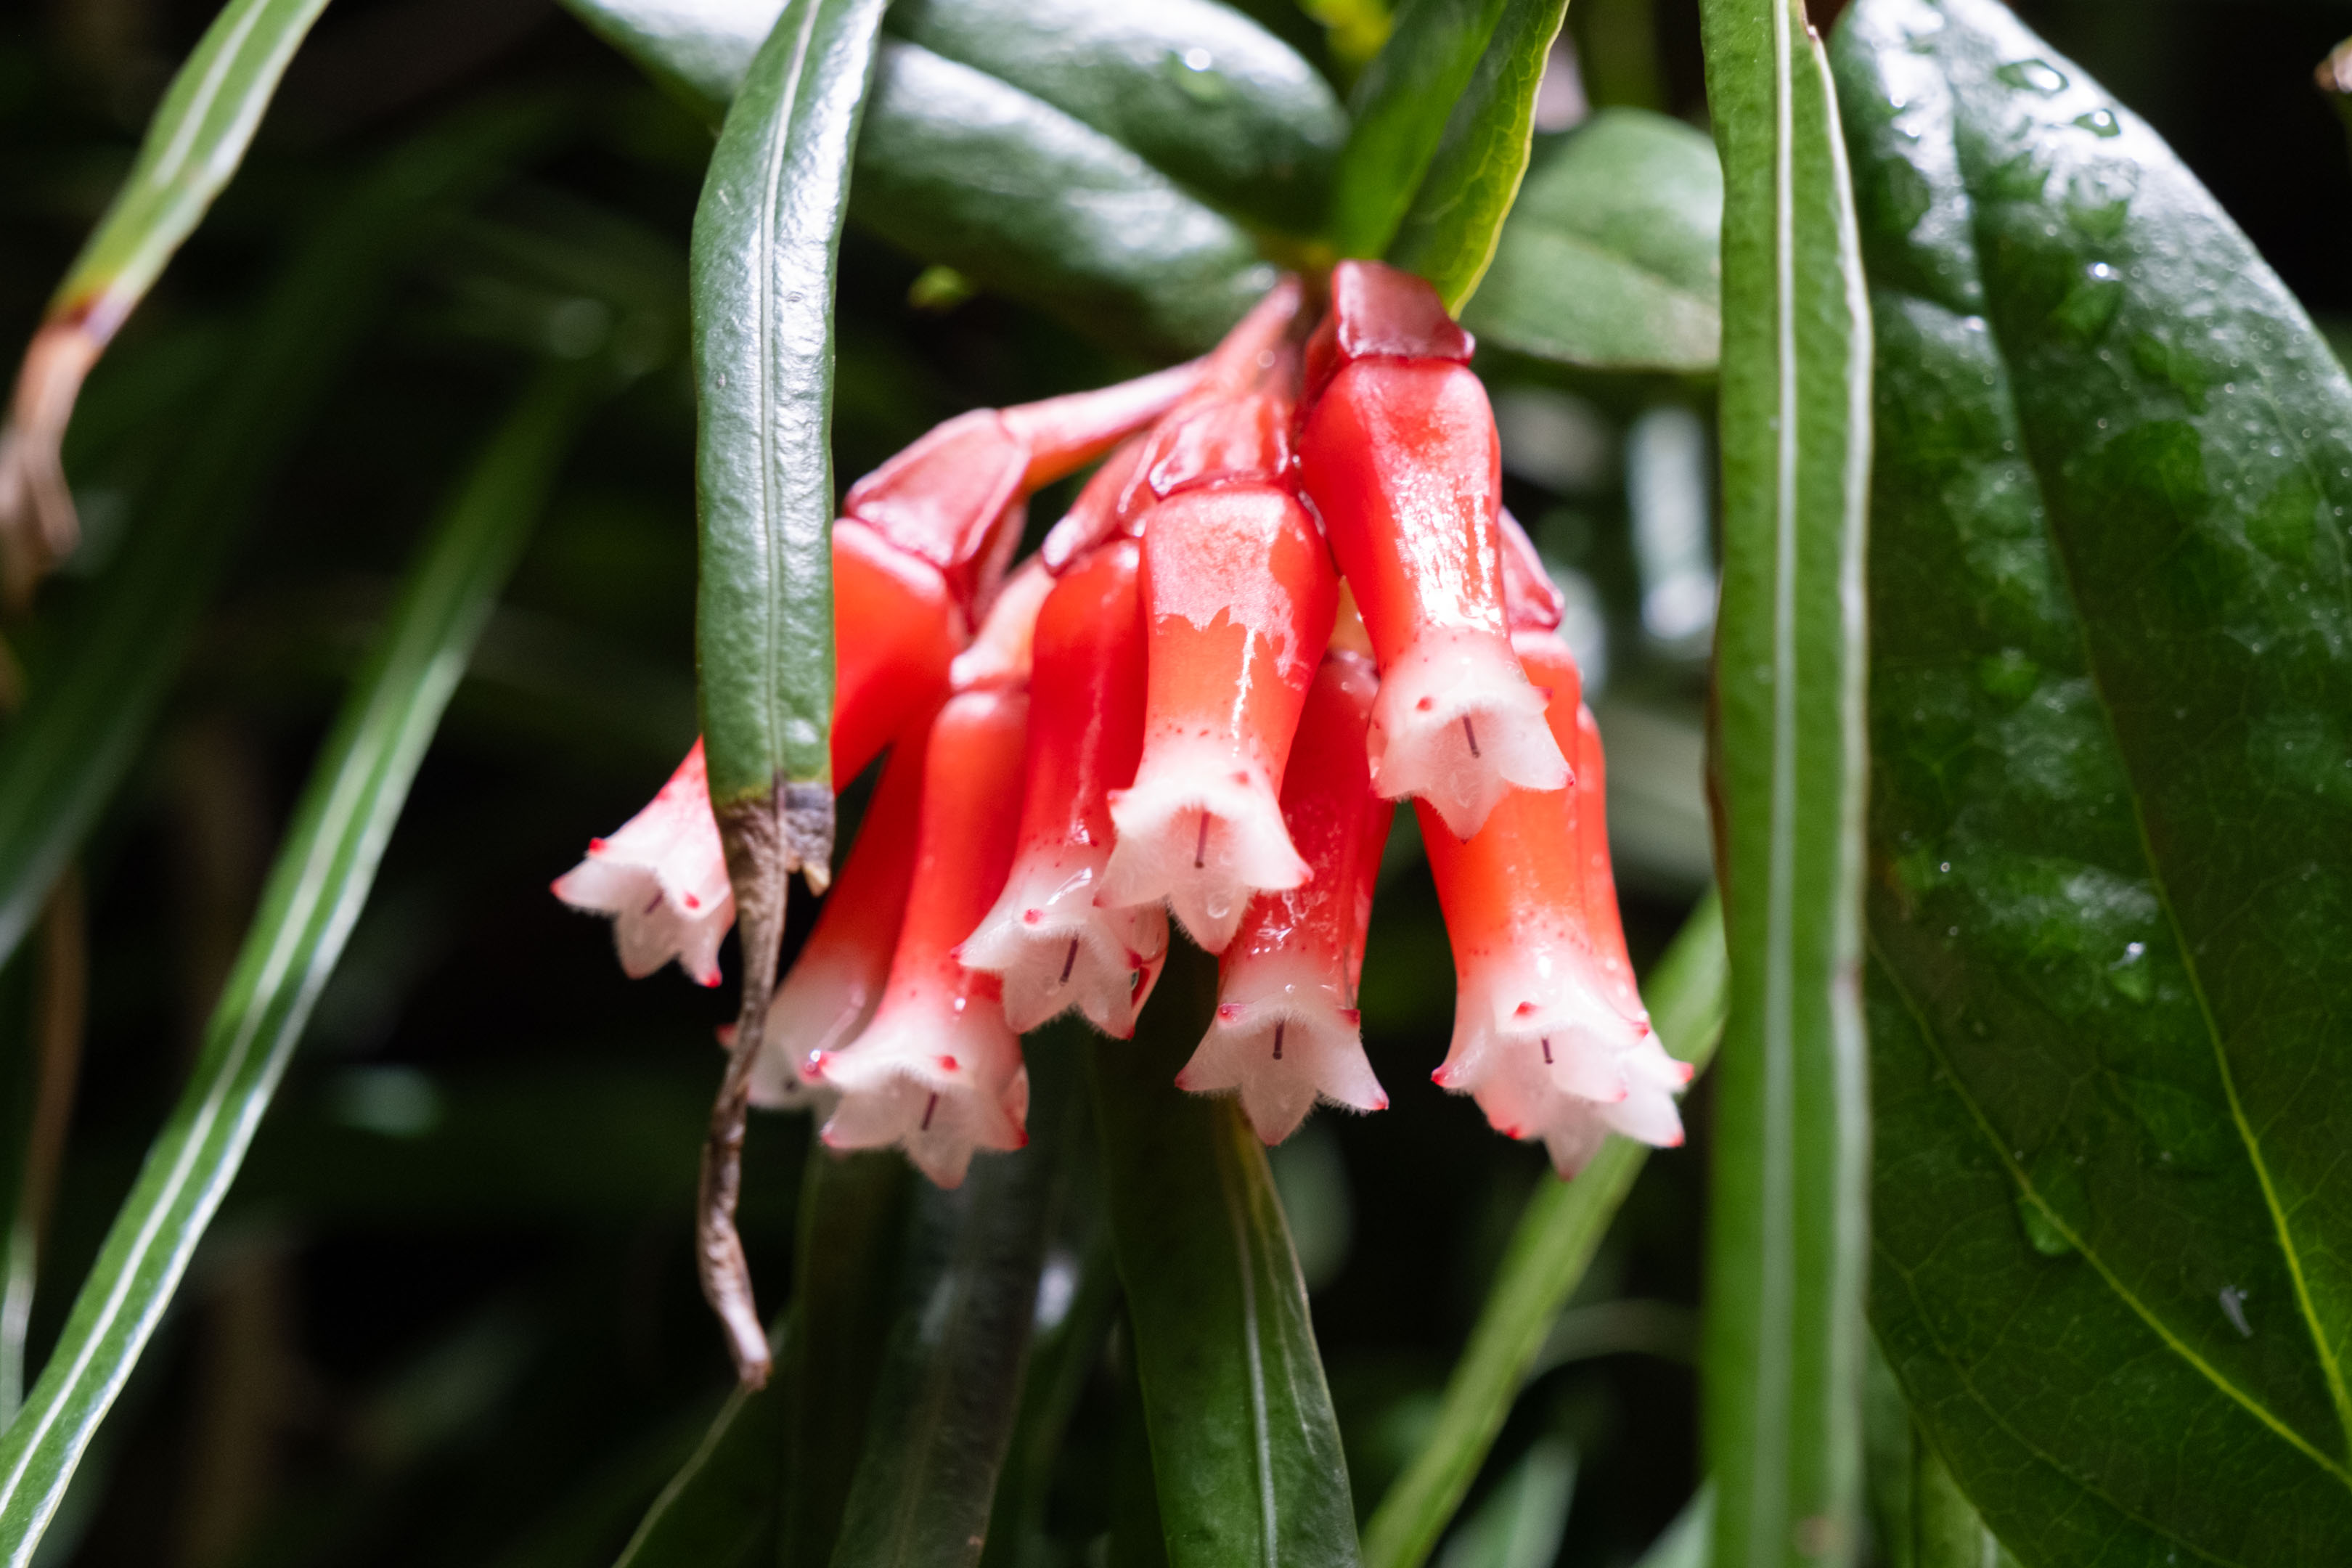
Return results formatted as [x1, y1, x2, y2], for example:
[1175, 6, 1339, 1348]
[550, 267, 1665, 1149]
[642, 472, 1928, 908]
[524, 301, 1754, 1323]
[1297, 261, 1568, 839]
[1098, 388, 1340, 953]
[960, 539, 1167, 1036]
[832, 518, 965, 787]
[1179, 650, 1392, 1143]
[1420, 633, 1688, 1177]
[552, 739, 732, 987]
[746, 720, 932, 1111]
[814, 686, 1033, 1188]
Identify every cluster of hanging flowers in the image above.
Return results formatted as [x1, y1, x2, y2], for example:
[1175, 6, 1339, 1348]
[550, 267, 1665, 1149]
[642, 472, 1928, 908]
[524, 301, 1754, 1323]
[555, 262, 1688, 1188]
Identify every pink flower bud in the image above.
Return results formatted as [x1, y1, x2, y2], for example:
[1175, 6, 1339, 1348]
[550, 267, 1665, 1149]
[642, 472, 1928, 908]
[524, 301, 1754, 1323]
[551, 740, 732, 987]
[1178, 650, 1392, 1143]
[1098, 391, 1340, 953]
[1419, 633, 1688, 1177]
[748, 719, 932, 1111]
[814, 687, 1032, 1188]
[960, 540, 1168, 1037]
[1297, 261, 1569, 840]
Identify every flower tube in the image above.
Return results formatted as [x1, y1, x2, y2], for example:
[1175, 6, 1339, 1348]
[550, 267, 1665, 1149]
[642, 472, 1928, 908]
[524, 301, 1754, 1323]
[746, 719, 932, 1110]
[960, 540, 1167, 1036]
[551, 740, 732, 987]
[1419, 632, 1688, 1177]
[1178, 650, 1392, 1143]
[1297, 261, 1568, 839]
[1098, 390, 1340, 953]
[813, 686, 1032, 1187]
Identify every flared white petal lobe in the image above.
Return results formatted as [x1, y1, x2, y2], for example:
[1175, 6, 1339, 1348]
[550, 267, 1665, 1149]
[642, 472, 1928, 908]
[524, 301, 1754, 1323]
[1101, 743, 1306, 954]
[960, 849, 1167, 1035]
[1366, 626, 1567, 838]
[812, 1008, 1029, 1188]
[1179, 952, 1386, 1145]
[552, 740, 732, 987]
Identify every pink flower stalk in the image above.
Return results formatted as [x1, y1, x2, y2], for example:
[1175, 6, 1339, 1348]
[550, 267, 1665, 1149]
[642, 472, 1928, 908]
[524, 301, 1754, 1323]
[1098, 387, 1341, 953]
[1419, 633, 1688, 1177]
[550, 739, 732, 987]
[947, 555, 1055, 693]
[1179, 650, 1392, 1143]
[960, 539, 1167, 1037]
[812, 687, 1033, 1187]
[746, 720, 932, 1110]
[1297, 260, 1568, 840]
[846, 361, 1204, 616]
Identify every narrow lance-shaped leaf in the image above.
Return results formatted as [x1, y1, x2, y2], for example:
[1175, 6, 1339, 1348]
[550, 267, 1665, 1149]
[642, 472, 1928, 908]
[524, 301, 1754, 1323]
[1461, 108, 1725, 374]
[1696, 0, 1873, 1564]
[828, 1029, 1082, 1568]
[0, 102, 559, 979]
[1363, 894, 1727, 1568]
[687, 0, 888, 1389]
[1383, 0, 1570, 310]
[611, 1326, 788, 1568]
[0, 0, 335, 595]
[1087, 942, 1359, 1568]
[0, 364, 597, 1567]
[1328, 0, 1507, 259]
[1834, 1, 2352, 1561]
[560, 0, 1276, 359]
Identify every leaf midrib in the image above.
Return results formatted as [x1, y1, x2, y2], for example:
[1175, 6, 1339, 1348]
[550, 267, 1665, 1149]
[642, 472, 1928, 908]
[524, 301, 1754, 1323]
[1868, 938, 2352, 1491]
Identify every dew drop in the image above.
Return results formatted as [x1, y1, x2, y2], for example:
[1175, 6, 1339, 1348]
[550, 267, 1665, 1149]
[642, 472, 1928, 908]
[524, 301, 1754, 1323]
[1996, 58, 2068, 94]
[2073, 107, 2120, 136]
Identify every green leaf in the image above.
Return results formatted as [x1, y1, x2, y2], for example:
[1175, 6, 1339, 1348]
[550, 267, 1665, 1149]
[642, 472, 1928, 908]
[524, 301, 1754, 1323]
[778, 1148, 909, 1568]
[1383, 0, 1569, 309]
[614, 1340, 789, 1568]
[688, 0, 889, 1380]
[1361, 894, 1727, 1568]
[1695, 0, 1874, 1564]
[0, 0, 337, 577]
[886, 0, 1345, 234]
[977, 1233, 1118, 1568]
[1460, 107, 1723, 372]
[1328, 0, 1506, 259]
[851, 41, 1275, 359]
[0, 364, 595, 1566]
[830, 1032, 1082, 1568]
[1861, 1340, 2017, 1568]
[1832, 0, 2352, 1560]
[0, 103, 558, 976]
[560, 0, 1275, 358]
[1634, 1489, 1715, 1568]
[1087, 942, 1359, 1568]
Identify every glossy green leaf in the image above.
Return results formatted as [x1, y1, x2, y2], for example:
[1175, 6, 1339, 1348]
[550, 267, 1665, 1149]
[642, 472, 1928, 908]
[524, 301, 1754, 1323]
[0, 364, 595, 1566]
[886, 0, 1344, 234]
[1362, 894, 1726, 1568]
[1861, 1340, 2016, 1568]
[778, 1148, 908, 1568]
[1833, 1, 2352, 1561]
[1460, 108, 1723, 372]
[1087, 942, 1358, 1568]
[613, 1331, 788, 1568]
[688, 0, 888, 1380]
[1384, 0, 1569, 309]
[0, 0, 337, 575]
[560, 0, 1275, 357]
[1328, 0, 1505, 259]
[977, 1233, 1117, 1568]
[1635, 1489, 1715, 1568]
[830, 1032, 1079, 1568]
[0, 105, 558, 974]
[1696, 0, 1873, 1564]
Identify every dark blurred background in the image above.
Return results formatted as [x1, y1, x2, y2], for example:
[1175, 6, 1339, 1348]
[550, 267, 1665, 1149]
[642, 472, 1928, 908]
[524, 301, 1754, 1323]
[0, 0, 2343, 1563]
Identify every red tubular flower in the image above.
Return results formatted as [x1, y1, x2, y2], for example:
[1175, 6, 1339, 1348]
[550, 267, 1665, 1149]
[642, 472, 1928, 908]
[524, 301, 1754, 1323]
[747, 719, 932, 1110]
[1098, 387, 1341, 953]
[832, 519, 964, 786]
[812, 686, 1032, 1187]
[1178, 649, 1392, 1143]
[1419, 632, 1688, 1177]
[960, 539, 1167, 1037]
[550, 739, 732, 987]
[1297, 260, 1568, 839]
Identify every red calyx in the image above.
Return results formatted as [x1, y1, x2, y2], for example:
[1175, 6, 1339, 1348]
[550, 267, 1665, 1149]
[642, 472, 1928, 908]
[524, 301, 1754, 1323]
[1303, 260, 1475, 410]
